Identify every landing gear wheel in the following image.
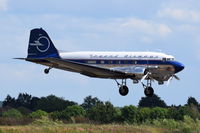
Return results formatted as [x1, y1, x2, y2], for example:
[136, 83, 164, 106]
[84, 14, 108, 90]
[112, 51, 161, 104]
[144, 87, 154, 97]
[119, 85, 129, 96]
[44, 69, 50, 74]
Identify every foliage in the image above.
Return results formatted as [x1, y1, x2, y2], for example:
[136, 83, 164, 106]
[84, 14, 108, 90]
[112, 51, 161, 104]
[35, 95, 77, 112]
[50, 105, 86, 123]
[87, 101, 120, 123]
[2, 95, 16, 108]
[138, 107, 152, 123]
[150, 107, 169, 120]
[138, 94, 167, 108]
[81, 95, 103, 110]
[121, 105, 138, 124]
[150, 116, 200, 133]
[187, 97, 199, 107]
[32, 116, 63, 126]
[0, 93, 200, 127]
[2, 93, 40, 111]
[61, 105, 86, 122]
[2, 109, 22, 118]
[17, 106, 32, 115]
[29, 110, 48, 119]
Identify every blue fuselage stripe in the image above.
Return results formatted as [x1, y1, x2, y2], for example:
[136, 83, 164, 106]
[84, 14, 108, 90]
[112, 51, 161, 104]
[65, 59, 176, 66]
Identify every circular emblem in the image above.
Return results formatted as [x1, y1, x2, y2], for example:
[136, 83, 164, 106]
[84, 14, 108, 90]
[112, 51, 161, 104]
[36, 36, 50, 52]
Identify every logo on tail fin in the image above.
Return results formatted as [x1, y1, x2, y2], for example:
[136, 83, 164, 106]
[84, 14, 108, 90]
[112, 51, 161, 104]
[30, 36, 50, 52]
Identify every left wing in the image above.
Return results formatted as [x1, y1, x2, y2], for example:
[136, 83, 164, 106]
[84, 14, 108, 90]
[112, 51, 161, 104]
[26, 58, 135, 79]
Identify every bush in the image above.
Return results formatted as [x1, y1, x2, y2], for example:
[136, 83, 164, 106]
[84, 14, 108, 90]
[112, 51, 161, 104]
[121, 105, 138, 124]
[32, 116, 63, 126]
[152, 119, 180, 129]
[2, 109, 22, 118]
[138, 107, 152, 123]
[50, 105, 86, 123]
[169, 106, 190, 120]
[17, 106, 32, 115]
[150, 107, 169, 120]
[64, 105, 86, 118]
[29, 110, 48, 119]
[87, 102, 119, 123]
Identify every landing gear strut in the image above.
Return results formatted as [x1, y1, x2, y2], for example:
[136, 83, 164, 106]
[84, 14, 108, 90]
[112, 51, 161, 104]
[44, 67, 52, 74]
[142, 79, 154, 97]
[115, 79, 129, 96]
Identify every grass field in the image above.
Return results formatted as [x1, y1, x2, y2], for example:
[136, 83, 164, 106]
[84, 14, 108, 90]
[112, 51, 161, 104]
[0, 124, 179, 133]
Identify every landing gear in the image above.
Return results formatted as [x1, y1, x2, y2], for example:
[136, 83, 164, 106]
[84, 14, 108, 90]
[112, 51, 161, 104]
[119, 85, 129, 96]
[115, 79, 129, 96]
[44, 67, 52, 74]
[144, 87, 154, 97]
[142, 79, 154, 97]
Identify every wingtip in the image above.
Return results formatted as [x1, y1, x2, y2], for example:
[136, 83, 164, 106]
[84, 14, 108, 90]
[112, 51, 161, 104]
[13, 58, 26, 60]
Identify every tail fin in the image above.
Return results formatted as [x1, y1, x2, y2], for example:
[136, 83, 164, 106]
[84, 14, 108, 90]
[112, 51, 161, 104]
[27, 28, 60, 58]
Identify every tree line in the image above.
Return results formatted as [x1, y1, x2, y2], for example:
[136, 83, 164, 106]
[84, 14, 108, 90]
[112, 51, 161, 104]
[0, 93, 199, 125]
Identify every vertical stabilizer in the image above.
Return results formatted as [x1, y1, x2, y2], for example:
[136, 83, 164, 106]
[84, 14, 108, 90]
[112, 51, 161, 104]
[27, 28, 60, 58]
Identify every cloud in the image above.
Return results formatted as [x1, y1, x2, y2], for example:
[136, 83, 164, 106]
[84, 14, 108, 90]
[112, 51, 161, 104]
[158, 8, 200, 22]
[0, 0, 8, 11]
[120, 18, 172, 37]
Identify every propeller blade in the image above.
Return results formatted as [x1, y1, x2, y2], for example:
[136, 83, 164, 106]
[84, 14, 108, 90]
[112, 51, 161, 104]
[141, 72, 149, 82]
[173, 75, 180, 80]
[166, 76, 173, 86]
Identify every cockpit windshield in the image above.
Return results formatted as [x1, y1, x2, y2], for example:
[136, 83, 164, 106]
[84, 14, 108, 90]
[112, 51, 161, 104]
[163, 58, 175, 61]
[167, 58, 174, 61]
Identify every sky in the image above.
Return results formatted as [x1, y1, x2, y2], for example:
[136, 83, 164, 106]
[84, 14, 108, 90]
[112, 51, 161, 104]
[0, 0, 199, 106]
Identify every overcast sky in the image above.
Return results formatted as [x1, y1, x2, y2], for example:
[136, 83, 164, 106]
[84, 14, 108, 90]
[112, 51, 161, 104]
[0, 0, 199, 106]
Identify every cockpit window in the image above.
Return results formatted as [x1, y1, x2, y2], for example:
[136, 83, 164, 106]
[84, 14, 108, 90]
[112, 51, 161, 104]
[166, 58, 174, 61]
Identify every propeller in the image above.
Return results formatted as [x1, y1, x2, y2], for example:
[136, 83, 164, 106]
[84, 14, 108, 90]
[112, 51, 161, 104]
[173, 74, 180, 80]
[141, 72, 150, 83]
[166, 74, 180, 86]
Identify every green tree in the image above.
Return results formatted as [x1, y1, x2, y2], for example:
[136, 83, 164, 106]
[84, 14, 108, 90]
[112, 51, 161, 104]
[81, 95, 103, 110]
[138, 94, 167, 108]
[187, 97, 199, 107]
[138, 107, 151, 123]
[17, 106, 32, 115]
[29, 110, 48, 119]
[16, 93, 32, 109]
[168, 106, 190, 120]
[35, 95, 77, 112]
[150, 107, 169, 120]
[50, 105, 86, 122]
[62, 105, 86, 120]
[2, 109, 23, 118]
[87, 101, 119, 123]
[121, 105, 138, 124]
[2, 93, 40, 111]
[3, 95, 16, 108]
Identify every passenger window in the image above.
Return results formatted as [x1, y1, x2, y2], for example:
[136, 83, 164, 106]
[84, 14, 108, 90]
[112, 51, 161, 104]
[132, 61, 137, 64]
[162, 58, 167, 61]
[124, 60, 129, 64]
[108, 61, 113, 64]
[100, 61, 105, 64]
[116, 61, 120, 64]
[87, 60, 96, 64]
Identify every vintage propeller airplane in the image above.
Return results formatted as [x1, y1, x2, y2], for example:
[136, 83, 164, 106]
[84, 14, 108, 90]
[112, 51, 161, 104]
[16, 28, 184, 97]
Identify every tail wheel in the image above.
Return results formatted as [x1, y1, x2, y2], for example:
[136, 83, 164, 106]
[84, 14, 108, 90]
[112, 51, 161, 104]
[119, 85, 129, 96]
[144, 87, 154, 97]
[44, 69, 49, 74]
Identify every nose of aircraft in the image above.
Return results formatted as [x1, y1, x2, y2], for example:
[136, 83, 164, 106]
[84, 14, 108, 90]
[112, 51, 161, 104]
[174, 62, 185, 73]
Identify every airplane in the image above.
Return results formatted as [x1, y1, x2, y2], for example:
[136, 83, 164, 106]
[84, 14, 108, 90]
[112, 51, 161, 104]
[16, 28, 185, 97]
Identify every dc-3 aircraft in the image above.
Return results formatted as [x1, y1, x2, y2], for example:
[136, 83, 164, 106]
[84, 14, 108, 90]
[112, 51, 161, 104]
[16, 28, 185, 97]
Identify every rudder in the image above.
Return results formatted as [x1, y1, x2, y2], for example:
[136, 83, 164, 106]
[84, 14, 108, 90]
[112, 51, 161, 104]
[27, 28, 60, 58]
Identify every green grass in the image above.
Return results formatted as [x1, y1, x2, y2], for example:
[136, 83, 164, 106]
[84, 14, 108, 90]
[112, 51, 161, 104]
[0, 116, 199, 133]
[0, 124, 171, 133]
